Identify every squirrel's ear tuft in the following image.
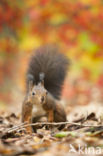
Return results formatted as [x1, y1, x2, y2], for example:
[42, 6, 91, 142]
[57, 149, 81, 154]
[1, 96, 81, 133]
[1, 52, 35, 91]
[27, 74, 34, 91]
[39, 73, 45, 86]
[39, 73, 45, 81]
[27, 74, 34, 82]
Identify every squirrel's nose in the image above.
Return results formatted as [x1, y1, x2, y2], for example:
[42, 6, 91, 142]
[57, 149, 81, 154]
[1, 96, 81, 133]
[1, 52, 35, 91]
[41, 96, 44, 102]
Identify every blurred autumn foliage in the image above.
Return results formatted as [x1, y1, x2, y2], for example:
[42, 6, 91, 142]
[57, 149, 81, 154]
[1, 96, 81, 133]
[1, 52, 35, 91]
[0, 0, 103, 106]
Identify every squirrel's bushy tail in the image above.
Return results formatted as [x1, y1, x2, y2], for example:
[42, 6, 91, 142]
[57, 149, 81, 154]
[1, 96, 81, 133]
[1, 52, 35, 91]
[27, 45, 69, 99]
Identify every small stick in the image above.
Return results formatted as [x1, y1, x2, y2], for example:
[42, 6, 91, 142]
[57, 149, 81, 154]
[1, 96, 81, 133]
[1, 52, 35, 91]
[5, 122, 27, 133]
[25, 122, 103, 128]
[7, 121, 103, 133]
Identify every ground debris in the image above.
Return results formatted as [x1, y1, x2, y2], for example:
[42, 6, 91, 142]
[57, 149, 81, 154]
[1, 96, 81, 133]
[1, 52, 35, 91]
[0, 103, 103, 155]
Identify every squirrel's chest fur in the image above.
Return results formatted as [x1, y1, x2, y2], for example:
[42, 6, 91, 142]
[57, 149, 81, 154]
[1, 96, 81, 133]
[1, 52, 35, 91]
[32, 104, 46, 117]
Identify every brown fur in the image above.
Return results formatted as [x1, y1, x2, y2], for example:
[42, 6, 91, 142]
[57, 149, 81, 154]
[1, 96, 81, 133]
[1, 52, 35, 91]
[22, 45, 70, 133]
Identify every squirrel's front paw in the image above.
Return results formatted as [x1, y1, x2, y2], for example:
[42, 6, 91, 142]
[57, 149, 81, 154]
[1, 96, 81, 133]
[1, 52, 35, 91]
[25, 125, 32, 134]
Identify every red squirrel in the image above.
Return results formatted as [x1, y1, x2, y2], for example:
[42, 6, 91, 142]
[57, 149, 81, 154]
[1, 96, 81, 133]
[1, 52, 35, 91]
[22, 45, 69, 133]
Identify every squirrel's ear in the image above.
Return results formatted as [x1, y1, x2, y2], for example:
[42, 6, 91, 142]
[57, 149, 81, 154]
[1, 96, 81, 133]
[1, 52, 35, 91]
[27, 74, 34, 91]
[39, 73, 45, 86]
[28, 80, 34, 91]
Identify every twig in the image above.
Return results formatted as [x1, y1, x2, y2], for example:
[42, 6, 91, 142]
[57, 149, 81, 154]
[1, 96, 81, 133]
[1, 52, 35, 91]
[7, 121, 103, 133]
[4, 122, 27, 133]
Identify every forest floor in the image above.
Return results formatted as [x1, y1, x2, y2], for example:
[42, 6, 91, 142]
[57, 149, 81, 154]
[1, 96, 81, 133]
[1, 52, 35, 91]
[0, 82, 103, 156]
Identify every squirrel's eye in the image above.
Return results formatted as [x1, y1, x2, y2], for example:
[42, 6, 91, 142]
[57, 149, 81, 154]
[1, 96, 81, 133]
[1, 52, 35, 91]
[32, 92, 35, 96]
